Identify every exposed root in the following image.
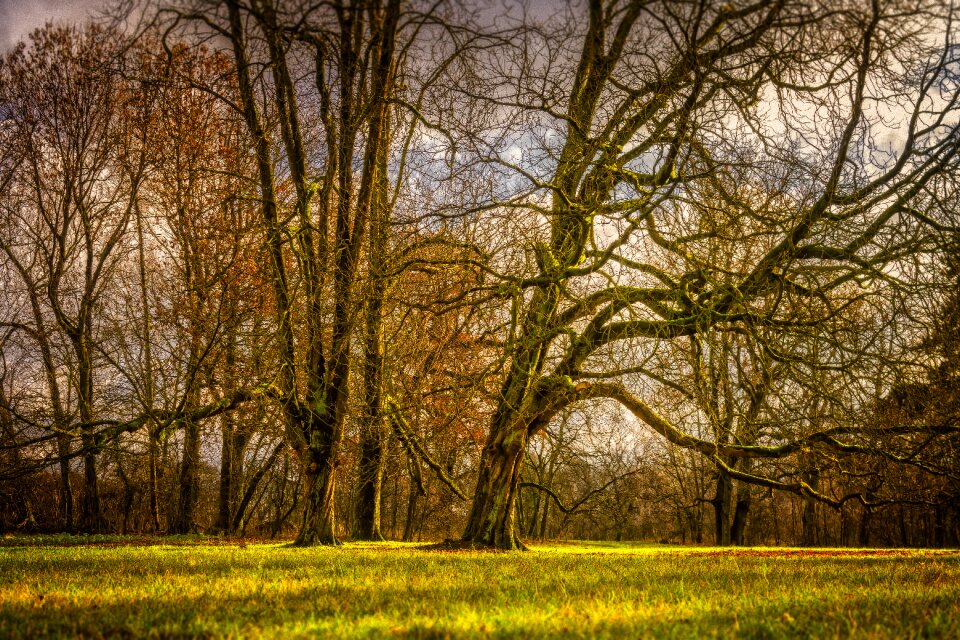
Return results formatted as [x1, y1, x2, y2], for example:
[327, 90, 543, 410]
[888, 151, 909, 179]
[421, 538, 527, 552]
[287, 535, 342, 548]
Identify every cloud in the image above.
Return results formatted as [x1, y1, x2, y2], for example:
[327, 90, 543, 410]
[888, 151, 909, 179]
[0, 0, 105, 52]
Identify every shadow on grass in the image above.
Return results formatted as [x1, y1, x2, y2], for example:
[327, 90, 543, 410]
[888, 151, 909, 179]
[1, 547, 959, 638]
[1, 579, 956, 639]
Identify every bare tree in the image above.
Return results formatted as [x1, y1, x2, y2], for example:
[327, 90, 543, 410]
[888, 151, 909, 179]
[0, 24, 154, 531]
[452, 0, 960, 548]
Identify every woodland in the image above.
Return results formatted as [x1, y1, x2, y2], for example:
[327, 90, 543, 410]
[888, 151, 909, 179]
[1, 0, 959, 550]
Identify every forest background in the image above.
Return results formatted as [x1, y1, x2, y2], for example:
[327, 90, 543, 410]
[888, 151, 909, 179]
[1, 0, 959, 550]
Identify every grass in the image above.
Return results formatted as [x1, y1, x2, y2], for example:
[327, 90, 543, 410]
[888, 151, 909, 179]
[0, 536, 958, 638]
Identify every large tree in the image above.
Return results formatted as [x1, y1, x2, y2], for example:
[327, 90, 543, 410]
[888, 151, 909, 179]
[457, 0, 960, 549]
[171, 0, 407, 544]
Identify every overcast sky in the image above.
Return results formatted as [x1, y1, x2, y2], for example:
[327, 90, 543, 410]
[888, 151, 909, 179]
[0, 0, 108, 52]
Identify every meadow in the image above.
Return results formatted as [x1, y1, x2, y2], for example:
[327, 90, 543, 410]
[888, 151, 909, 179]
[0, 536, 958, 638]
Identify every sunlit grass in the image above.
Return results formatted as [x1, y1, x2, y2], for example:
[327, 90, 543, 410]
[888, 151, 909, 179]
[1, 536, 957, 638]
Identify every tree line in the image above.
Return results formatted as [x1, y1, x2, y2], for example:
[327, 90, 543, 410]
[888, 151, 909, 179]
[1, 0, 958, 548]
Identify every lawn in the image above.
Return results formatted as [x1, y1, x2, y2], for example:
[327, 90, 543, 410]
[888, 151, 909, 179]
[0, 536, 957, 638]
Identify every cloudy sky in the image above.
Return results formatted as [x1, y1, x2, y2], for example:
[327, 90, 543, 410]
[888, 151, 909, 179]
[0, 0, 109, 51]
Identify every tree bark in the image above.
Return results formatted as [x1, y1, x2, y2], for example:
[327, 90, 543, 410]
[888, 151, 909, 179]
[712, 468, 733, 546]
[76, 337, 102, 533]
[55, 434, 73, 530]
[353, 139, 390, 541]
[731, 487, 750, 546]
[801, 468, 820, 546]
[293, 433, 339, 546]
[148, 427, 161, 532]
[402, 476, 419, 542]
[730, 461, 752, 546]
[171, 419, 201, 534]
[215, 416, 235, 533]
[462, 423, 529, 550]
[354, 428, 385, 540]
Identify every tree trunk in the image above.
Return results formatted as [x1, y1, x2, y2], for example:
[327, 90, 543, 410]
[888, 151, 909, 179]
[148, 426, 161, 532]
[137, 205, 158, 533]
[294, 436, 338, 545]
[76, 339, 102, 533]
[730, 464, 751, 545]
[171, 420, 201, 534]
[353, 287, 386, 541]
[215, 410, 248, 534]
[55, 433, 73, 530]
[462, 425, 528, 550]
[79, 439, 101, 533]
[215, 416, 234, 533]
[354, 97, 391, 542]
[402, 477, 419, 542]
[526, 488, 541, 538]
[859, 506, 872, 547]
[538, 491, 550, 540]
[712, 468, 733, 546]
[731, 487, 750, 546]
[801, 468, 820, 546]
[215, 321, 244, 534]
[232, 442, 283, 534]
[114, 449, 136, 535]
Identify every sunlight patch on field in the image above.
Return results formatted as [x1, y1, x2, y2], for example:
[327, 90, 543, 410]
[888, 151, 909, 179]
[0, 537, 957, 638]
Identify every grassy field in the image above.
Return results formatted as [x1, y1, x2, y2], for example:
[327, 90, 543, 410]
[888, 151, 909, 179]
[1, 536, 958, 638]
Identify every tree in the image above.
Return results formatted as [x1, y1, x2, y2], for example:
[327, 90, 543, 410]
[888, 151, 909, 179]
[138, 40, 261, 534]
[0, 24, 153, 532]
[167, 0, 408, 544]
[456, 0, 960, 548]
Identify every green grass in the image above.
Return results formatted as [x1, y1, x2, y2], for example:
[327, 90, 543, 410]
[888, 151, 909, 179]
[1, 536, 957, 638]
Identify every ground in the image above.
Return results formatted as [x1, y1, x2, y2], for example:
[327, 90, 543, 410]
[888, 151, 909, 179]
[1, 536, 958, 638]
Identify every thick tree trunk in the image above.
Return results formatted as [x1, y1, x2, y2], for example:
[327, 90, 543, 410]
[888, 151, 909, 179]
[353, 283, 386, 541]
[712, 468, 733, 546]
[462, 426, 528, 550]
[171, 420, 201, 534]
[354, 101, 391, 542]
[294, 437, 338, 545]
[731, 488, 750, 546]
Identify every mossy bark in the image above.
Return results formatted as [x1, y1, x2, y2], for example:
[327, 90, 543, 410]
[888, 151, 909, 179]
[463, 423, 530, 550]
[294, 429, 340, 546]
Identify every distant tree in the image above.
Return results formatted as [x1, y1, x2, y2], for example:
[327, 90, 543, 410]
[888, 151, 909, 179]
[0, 24, 152, 532]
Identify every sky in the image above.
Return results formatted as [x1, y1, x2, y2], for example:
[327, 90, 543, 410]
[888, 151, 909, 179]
[0, 0, 108, 52]
[0, 0, 565, 53]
